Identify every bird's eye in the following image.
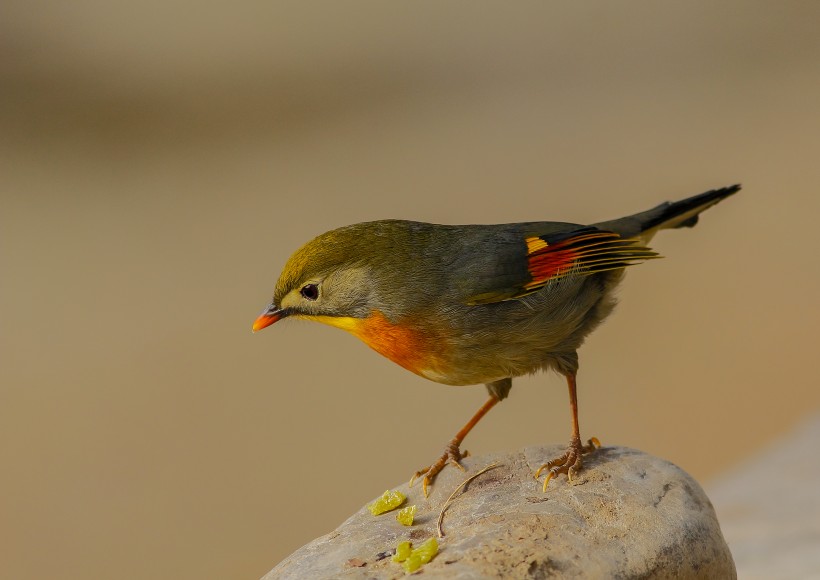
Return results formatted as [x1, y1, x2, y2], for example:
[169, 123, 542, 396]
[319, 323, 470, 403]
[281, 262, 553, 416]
[300, 283, 319, 300]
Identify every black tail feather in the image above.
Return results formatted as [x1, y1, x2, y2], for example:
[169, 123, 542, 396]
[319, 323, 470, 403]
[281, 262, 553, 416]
[641, 184, 741, 232]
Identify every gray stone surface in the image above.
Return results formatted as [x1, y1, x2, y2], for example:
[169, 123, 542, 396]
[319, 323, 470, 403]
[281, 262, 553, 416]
[263, 445, 735, 579]
[708, 414, 820, 580]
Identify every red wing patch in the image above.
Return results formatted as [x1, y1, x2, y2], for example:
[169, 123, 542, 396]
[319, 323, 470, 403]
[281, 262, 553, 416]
[524, 227, 659, 291]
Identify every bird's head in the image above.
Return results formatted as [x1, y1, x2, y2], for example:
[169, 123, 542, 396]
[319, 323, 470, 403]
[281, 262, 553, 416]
[252, 224, 383, 332]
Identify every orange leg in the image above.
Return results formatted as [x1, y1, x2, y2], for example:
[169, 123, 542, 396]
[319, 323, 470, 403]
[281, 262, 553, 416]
[410, 394, 500, 498]
[534, 372, 600, 491]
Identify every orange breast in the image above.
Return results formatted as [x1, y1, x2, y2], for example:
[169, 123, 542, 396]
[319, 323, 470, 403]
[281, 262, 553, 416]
[300, 310, 447, 381]
[352, 310, 438, 377]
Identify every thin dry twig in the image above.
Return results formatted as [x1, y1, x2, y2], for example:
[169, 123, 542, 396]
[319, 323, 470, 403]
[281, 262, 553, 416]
[436, 462, 500, 538]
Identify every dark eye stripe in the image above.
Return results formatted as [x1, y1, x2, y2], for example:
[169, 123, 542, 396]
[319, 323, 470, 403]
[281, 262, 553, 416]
[300, 284, 319, 300]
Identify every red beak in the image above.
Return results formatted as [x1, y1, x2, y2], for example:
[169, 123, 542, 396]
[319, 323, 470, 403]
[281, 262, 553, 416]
[252, 304, 286, 332]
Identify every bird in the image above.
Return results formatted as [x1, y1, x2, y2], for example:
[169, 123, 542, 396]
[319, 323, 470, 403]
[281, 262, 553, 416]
[252, 185, 740, 497]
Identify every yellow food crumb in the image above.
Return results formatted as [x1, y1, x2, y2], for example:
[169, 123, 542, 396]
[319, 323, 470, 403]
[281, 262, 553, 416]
[403, 553, 423, 573]
[402, 537, 438, 573]
[392, 540, 411, 563]
[367, 489, 406, 515]
[396, 505, 416, 526]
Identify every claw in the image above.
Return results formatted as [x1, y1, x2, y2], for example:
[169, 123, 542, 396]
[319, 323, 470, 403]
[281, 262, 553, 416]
[410, 440, 467, 498]
[541, 470, 555, 492]
[535, 436, 601, 491]
[410, 470, 438, 498]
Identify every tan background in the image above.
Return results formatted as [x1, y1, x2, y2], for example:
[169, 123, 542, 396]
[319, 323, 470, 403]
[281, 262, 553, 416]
[2, 2, 819, 579]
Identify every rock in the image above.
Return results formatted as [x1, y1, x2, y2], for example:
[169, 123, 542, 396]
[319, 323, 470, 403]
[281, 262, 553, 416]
[263, 445, 735, 579]
[708, 414, 820, 580]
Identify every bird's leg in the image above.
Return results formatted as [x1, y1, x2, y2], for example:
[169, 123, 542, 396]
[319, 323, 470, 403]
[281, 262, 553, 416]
[410, 394, 500, 498]
[535, 372, 600, 491]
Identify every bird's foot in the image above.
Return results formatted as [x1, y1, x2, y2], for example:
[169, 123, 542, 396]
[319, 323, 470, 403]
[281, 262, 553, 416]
[409, 439, 470, 498]
[535, 436, 600, 492]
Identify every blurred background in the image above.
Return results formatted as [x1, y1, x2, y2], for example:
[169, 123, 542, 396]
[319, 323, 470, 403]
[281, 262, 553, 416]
[2, 1, 819, 579]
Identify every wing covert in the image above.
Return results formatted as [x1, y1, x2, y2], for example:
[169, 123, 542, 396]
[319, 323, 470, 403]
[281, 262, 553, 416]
[466, 226, 659, 305]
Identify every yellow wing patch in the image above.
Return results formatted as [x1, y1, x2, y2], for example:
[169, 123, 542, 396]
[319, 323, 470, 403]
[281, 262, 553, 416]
[526, 236, 549, 253]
